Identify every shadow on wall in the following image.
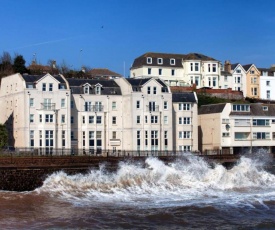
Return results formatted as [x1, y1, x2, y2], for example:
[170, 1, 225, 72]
[4, 112, 15, 146]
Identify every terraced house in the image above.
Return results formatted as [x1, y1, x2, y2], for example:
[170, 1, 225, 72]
[0, 73, 199, 154]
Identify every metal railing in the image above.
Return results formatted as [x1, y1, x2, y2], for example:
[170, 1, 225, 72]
[84, 105, 104, 112]
[41, 103, 56, 110]
[146, 105, 159, 112]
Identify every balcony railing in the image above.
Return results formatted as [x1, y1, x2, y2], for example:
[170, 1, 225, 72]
[84, 105, 104, 112]
[41, 103, 56, 110]
[146, 105, 159, 112]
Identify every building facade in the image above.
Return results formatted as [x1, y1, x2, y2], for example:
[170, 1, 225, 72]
[0, 74, 199, 154]
[198, 103, 275, 154]
[130, 52, 222, 88]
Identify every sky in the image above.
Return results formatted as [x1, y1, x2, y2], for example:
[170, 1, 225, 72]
[0, 0, 275, 76]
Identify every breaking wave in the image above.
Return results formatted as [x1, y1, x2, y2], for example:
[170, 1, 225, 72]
[35, 153, 275, 207]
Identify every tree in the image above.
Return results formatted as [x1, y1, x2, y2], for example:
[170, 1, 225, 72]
[13, 54, 28, 74]
[0, 124, 8, 148]
[0, 51, 13, 77]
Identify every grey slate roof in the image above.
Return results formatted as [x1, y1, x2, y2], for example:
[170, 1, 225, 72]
[198, 103, 226, 115]
[242, 64, 253, 71]
[22, 74, 66, 84]
[172, 92, 197, 103]
[131, 52, 218, 69]
[126, 78, 169, 91]
[66, 78, 122, 95]
[230, 104, 275, 116]
[231, 63, 239, 71]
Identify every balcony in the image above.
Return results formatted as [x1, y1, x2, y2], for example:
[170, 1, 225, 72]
[41, 103, 56, 110]
[84, 105, 104, 112]
[146, 105, 159, 112]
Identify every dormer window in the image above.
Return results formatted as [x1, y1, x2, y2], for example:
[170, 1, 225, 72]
[157, 58, 163, 65]
[263, 106, 268, 111]
[95, 85, 101, 95]
[84, 85, 89, 94]
[147, 57, 152, 64]
[170, 59, 175, 65]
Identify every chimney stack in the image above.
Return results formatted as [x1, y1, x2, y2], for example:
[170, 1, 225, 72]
[224, 60, 231, 73]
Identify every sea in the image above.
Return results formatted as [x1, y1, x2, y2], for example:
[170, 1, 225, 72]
[0, 151, 275, 229]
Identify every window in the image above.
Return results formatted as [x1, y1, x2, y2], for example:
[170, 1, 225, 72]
[222, 119, 230, 124]
[89, 131, 94, 148]
[145, 115, 148, 123]
[29, 98, 34, 107]
[148, 68, 151, 75]
[164, 101, 168, 110]
[179, 117, 183, 124]
[42, 83, 46, 91]
[236, 69, 241, 73]
[251, 77, 257, 84]
[137, 115, 141, 124]
[157, 58, 163, 64]
[266, 81, 270, 86]
[151, 131, 158, 150]
[179, 103, 190, 111]
[171, 69, 175, 76]
[253, 132, 270, 140]
[212, 64, 217, 72]
[164, 116, 168, 124]
[137, 131, 141, 149]
[45, 114, 53, 123]
[136, 100, 140, 109]
[96, 116, 102, 124]
[179, 145, 191, 151]
[232, 104, 250, 112]
[71, 131, 74, 140]
[62, 131, 66, 147]
[253, 119, 270, 126]
[250, 70, 255, 74]
[170, 59, 175, 65]
[190, 63, 193, 71]
[150, 115, 158, 124]
[164, 131, 168, 149]
[222, 133, 230, 137]
[208, 77, 211, 86]
[71, 116, 74, 123]
[39, 114, 42, 123]
[61, 98, 65, 108]
[208, 64, 211, 72]
[213, 77, 217, 87]
[112, 116, 116, 125]
[83, 131, 86, 147]
[147, 86, 151, 94]
[84, 85, 89, 94]
[251, 87, 257, 96]
[267, 90, 270, 99]
[145, 130, 148, 147]
[147, 57, 152, 64]
[112, 131, 117, 139]
[112, 101, 116, 110]
[263, 106, 268, 111]
[49, 83, 53, 91]
[159, 69, 162, 75]
[184, 117, 191, 124]
[179, 131, 191, 139]
[195, 63, 199, 71]
[71, 101, 74, 109]
[30, 114, 34, 123]
[234, 132, 249, 140]
[234, 119, 250, 126]
[149, 101, 156, 111]
[89, 116, 94, 124]
[82, 116, 85, 124]
[30, 130, 34, 147]
[95, 86, 101, 95]
[153, 87, 157, 94]
[61, 115, 65, 123]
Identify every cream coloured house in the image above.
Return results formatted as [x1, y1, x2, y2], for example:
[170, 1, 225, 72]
[130, 52, 221, 88]
[198, 103, 275, 154]
[0, 74, 199, 154]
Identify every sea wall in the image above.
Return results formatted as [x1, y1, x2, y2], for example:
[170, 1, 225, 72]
[0, 155, 239, 191]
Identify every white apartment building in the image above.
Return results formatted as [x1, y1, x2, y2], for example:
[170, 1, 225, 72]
[198, 103, 275, 154]
[0, 74, 199, 154]
[130, 52, 221, 89]
[259, 68, 275, 100]
[0, 73, 71, 153]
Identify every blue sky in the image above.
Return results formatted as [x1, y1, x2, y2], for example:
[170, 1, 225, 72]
[1, 0, 275, 76]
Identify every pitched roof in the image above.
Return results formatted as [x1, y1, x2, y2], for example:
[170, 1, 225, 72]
[230, 104, 275, 116]
[131, 52, 218, 69]
[87, 68, 122, 78]
[231, 63, 239, 70]
[22, 74, 66, 83]
[66, 78, 122, 95]
[242, 64, 253, 71]
[257, 67, 275, 76]
[172, 92, 197, 103]
[198, 103, 226, 115]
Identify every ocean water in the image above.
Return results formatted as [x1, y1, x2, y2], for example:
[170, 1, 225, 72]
[0, 152, 275, 229]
